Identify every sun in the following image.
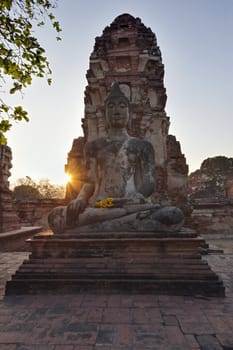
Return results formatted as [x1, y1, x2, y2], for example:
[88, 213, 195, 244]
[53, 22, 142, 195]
[64, 173, 72, 184]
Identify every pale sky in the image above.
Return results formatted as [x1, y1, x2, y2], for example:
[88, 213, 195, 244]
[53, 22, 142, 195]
[6, 0, 233, 185]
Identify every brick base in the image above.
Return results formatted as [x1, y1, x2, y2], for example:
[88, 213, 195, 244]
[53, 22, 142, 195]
[5, 230, 225, 296]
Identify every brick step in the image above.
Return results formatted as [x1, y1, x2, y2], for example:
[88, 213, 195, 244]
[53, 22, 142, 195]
[5, 277, 225, 296]
[24, 257, 206, 264]
[13, 269, 218, 280]
[27, 253, 203, 260]
[17, 259, 211, 272]
[18, 267, 212, 274]
[19, 262, 212, 273]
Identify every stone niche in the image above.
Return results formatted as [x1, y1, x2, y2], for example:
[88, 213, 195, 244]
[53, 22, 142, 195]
[65, 14, 188, 209]
[0, 145, 20, 233]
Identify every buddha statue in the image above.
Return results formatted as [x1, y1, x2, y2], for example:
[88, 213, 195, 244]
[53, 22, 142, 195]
[48, 83, 184, 234]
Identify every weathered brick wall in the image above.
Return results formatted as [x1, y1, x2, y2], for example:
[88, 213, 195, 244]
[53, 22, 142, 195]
[187, 156, 233, 235]
[0, 145, 21, 233]
[14, 199, 66, 229]
[188, 200, 233, 235]
[188, 156, 233, 201]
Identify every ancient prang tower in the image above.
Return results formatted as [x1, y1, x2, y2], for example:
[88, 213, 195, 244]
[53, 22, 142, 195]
[65, 14, 188, 208]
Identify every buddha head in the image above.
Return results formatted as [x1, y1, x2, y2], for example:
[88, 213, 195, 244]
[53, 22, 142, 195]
[105, 82, 130, 130]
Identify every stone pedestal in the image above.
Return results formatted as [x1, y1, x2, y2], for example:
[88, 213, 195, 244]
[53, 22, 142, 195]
[6, 230, 225, 296]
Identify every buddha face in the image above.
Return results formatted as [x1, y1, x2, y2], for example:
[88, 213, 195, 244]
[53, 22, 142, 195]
[106, 96, 129, 129]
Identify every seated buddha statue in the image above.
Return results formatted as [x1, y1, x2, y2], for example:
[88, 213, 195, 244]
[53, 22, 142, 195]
[48, 82, 184, 234]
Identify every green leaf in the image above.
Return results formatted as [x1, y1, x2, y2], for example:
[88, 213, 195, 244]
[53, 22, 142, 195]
[0, 132, 7, 145]
[0, 119, 12, 132]
[10, 82, 23, 94]
[0, 104, 10, 113]
[12, 106, 29, 121]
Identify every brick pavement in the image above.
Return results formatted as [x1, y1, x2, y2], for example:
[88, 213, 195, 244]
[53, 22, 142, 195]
[0, 251, 232, 349]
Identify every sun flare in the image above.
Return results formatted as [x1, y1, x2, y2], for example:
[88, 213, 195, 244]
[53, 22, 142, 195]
[64, 173, 72, 184]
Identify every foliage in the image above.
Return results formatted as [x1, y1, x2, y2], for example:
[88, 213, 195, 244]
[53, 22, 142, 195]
[37, 178, 65, 198]
[13, 183, 42, 200]
[0, 0, 61, 144]
[12, 176, 65, 199]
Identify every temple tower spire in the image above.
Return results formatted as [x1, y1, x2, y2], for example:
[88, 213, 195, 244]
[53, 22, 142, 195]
[66, 14, 188, 208]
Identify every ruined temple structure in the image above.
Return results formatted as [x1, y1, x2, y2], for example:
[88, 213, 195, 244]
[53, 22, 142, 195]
[65, 14, 188, 209]
[188, 156, 233, 201]
[188, 156, 233, 235]
[0, 145, 20, 233]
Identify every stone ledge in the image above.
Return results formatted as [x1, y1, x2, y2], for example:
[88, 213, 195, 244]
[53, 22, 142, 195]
[0, 226, 42, 238]
[34, 227, 197, 240]
[0, 226, 43, 252]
